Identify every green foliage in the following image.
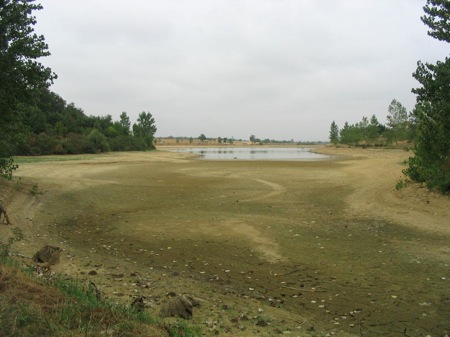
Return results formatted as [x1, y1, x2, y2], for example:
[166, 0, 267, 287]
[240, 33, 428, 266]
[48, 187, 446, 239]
[0, 254, 198, 337]
[0, 226, 24, 261]
[421, 0, 450, 43]
[386, 99, 409, 144]
[0, 275, 156, 336]
[133, 111, 157, 150]
[249, 134, 262, 143]
[367, 114, 385, 143]
[84, 129, 111, 153]
[0, 157, 18, 180]
[165, 321, 202, 337]
[0, 0, 56, 113]
[119, 111, 131, 135]
[11, 90, 159, 155]
[0, 0, 56, 178]
[395, 179, 408, 191]
[335, 99, 412, 147]
[404, 2, 450, 193]
[29, 184, 44, 196]
[329, 121, 339, 144]
[339, 121, 363, 145]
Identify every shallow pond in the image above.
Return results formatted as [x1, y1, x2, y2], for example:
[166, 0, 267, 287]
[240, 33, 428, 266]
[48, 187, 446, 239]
[168, 147, 330, 161]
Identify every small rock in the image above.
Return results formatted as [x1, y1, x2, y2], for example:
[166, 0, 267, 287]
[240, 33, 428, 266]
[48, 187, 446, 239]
[130, 295, 146, 312]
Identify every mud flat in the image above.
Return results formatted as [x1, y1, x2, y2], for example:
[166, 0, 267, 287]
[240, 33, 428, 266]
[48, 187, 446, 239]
[1, 146, 449, 336]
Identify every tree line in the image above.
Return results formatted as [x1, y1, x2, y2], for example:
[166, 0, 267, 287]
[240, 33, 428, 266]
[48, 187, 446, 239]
[0, 1, 156, 179]
[329, 99, 412, 147]
[330, 1, 450, 193]
[16, 89, 157, 156]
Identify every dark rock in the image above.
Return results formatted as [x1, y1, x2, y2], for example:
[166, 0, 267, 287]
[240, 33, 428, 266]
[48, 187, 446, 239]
[33, 245, 61, 266]
[159, 294, 201, 319]
[131, 295, 146, 312]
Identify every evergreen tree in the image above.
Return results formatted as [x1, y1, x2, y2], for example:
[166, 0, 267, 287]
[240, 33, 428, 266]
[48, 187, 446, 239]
[367, 115, 381, 144]
[404, 0, 450, 192]
[329, 121, 339, 144]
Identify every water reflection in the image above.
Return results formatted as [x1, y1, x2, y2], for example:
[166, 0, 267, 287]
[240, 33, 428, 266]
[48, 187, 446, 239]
[168, 147, 329, 161]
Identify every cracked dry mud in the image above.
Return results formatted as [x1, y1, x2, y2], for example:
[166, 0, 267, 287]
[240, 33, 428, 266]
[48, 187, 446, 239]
[1, 146, 449, 336]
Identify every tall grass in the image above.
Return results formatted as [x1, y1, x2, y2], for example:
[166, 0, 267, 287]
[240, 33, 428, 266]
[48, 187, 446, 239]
[0, 237, 201, 337]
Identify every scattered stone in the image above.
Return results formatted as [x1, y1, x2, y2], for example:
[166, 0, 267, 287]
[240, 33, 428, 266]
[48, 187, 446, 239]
[88, 270, 97, 276]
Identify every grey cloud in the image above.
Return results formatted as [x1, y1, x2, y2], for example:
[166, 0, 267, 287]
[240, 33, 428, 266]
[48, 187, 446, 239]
[36, 0, 449, 141]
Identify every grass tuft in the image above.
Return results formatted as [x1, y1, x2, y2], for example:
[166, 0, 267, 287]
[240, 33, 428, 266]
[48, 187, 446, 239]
[0, 253, 200, 337]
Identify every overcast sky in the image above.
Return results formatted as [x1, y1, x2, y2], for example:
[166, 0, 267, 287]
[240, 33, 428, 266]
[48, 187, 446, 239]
[35, 0, 448, 141]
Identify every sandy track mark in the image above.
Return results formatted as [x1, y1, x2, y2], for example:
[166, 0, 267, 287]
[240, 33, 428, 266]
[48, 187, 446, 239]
[240, 178, 286, 202]
[176, 168, 286, 202]
[192, 219, 285, 263]
[224, 220, 285, 263]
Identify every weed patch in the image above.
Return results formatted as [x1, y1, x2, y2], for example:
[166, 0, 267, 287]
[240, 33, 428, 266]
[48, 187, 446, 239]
[0, 245, 199, 337]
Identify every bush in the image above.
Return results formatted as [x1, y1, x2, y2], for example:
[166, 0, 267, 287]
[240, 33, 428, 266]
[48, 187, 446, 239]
[83, 129, 111, 153]
[404, 155, 450, 193]
[0, 157, 18, 180]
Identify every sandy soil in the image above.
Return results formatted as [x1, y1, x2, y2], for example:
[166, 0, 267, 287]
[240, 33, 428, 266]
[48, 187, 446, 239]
[1, 146, 449, 336]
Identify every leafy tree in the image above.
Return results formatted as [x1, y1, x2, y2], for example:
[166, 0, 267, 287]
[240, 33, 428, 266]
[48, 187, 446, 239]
[359, 116, 369, 142]
[133, 111, 157, 149]
[340, 122, 363, 145]
[92, 115, 113, 134]
[404, 1, 450, 192]
[84, 129, 110, 153]
[198, 134, 206, 141]
[339, 122, 351, 144]
[0, 0, 56, 178]
[387, 99, 408, 143]
[119, 112, 131, 135]
[367, 114, 381, 143]
[108, 113, 131, 139]
[61, 103, 87, 135]
[329, 121, 339, 144]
